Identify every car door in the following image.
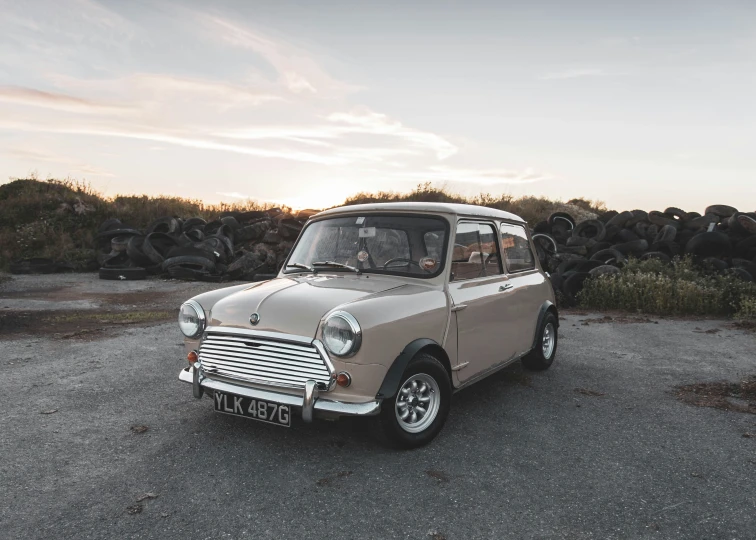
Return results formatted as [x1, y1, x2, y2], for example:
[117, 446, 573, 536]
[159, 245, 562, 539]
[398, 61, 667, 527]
[447, 221, 519, 384]
[499, 222, 545, 356]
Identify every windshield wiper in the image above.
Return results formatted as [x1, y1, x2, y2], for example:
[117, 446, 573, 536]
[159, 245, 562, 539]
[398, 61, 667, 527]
[311, 261, 361, 274]
[285, 263, 314, 272]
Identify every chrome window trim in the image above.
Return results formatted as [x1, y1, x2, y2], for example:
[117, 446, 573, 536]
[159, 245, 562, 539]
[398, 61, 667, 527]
[449, 219, 504, 282]
[499, 222, 537, 274]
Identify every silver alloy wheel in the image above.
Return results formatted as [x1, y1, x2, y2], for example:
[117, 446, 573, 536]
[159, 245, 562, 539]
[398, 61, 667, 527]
[395, 373, 440, 434]
[542, 322, 556, 359]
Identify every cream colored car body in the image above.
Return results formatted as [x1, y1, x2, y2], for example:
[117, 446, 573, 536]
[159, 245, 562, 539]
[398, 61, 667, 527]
[179, 202, 556, 418]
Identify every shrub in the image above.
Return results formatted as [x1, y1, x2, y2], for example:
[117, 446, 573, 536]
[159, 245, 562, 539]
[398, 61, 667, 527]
[578, 257, 756, 318]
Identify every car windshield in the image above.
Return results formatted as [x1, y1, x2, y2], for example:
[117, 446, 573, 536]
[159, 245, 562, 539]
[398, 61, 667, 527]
[284, 214, 448, 278]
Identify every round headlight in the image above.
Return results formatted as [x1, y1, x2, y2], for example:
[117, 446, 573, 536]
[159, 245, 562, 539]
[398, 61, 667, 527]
[179, 300, 205, 338]
[322, 311, 361, 357]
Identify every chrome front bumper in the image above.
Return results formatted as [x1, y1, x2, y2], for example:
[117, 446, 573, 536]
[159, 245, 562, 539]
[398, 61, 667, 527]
[179, 366, 381, 422]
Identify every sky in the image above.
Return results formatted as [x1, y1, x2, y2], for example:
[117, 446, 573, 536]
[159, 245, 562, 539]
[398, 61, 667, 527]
[0, 0, 754, 212]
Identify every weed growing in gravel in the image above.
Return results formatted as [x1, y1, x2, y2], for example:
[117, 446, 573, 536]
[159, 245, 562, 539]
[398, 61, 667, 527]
[578, 257, 756, 318]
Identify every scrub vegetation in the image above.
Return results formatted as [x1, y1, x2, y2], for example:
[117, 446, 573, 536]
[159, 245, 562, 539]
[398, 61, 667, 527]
[577, 257, 756, 319]
[0, 177, 603, 270]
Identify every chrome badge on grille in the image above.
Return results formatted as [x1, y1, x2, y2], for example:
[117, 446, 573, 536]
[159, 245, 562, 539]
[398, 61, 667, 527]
[249, 313, 260, 325]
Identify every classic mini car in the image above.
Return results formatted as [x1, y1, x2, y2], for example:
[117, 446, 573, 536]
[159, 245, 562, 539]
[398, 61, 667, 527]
[178, 202, 558, 448]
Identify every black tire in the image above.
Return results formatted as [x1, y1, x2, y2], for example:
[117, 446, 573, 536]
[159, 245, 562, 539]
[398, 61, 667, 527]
[98, 218, 123, 233]
[616, 229, 639, 243]
[654, 224, 677, 243]
[142, 232, 179, 265]
[161, 255, 217, 273]
[589, 265, 621, 277]
[533, 221, 551, 234]
[606, 211, 633, 228]
[684, 213, 718, 231]
[548, 212, 575, 230]
[182, 217, 207, 232]
[110, 235, 131, 252]
[685, 232, 731, 258]
[522, 312, 558, 371]
[664, 207, 687, 221]
[561, 271, 591, 304]
[572, 219, 606, 241]
[98, 267, 147, 280]
[648, 211, 680, 229]
[648, 241, 680, 258]
[590, 248, 626, 265]
[705, 205, 737, 218]
[626, 210, 649, 227]
[737, 213, 756, 235]
[146, 217, 181, 235]
[613, 239, 649, 256]
[377, 353, 451, 449]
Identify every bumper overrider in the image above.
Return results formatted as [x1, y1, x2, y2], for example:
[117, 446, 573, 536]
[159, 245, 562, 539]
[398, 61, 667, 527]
[178, 327, 381, 422]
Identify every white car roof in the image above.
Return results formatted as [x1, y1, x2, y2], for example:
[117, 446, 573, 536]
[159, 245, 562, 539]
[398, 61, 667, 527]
[315, 202, 526, 223]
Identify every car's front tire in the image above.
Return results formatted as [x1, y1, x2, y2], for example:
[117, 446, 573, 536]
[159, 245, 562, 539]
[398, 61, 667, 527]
[522, 312, 558, 371]
[378, 353, 451, 449]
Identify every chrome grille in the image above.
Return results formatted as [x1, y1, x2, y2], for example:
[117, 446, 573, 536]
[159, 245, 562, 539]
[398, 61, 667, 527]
[199, 331, 332, 389]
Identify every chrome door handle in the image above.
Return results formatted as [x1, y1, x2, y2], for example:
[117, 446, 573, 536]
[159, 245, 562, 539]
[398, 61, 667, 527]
[499, 284, 513, 292]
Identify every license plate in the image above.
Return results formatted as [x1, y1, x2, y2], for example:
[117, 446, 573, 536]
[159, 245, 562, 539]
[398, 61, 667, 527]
[213, 391, 291, 427]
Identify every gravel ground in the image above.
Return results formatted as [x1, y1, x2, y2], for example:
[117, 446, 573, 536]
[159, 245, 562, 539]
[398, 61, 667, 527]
[1, 275, 754, 540]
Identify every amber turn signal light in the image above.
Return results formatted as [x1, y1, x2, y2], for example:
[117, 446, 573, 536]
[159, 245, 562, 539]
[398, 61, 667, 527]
[336, 371, 351, 387]
[187, 350, 198, 364]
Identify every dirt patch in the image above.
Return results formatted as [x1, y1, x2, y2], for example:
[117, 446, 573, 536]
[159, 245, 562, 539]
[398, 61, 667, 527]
[0, 287, 173, 307]
[0, 309, 175, 339]
[675, 376, 756, 415]
[575, 388, 606, 397]
[729, 320, 756, 333]
[579, 315, 658, 326]
[425, 469, 450, 483]
[316, 470, 353, 487]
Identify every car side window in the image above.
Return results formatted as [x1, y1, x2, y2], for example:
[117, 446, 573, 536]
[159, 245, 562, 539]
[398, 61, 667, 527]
[451, 222, 503, 281]
[500, 223, 536, 272]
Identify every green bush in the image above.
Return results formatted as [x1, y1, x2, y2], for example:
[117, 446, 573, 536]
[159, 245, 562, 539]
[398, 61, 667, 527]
[578, 257, 756, 318]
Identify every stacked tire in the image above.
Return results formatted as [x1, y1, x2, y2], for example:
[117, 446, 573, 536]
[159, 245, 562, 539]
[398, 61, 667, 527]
[96, 208, 310, 281]
[532, 205, 756, 304]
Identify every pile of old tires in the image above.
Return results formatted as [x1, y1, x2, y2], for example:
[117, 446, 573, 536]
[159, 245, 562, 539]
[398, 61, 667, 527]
[96, 208, 316, 281]
[532, 205, 756, 304]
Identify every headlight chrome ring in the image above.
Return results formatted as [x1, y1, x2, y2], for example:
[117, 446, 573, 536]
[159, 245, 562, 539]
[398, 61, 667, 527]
[322, 311, 362, 358]
[179, 299, 206, 339]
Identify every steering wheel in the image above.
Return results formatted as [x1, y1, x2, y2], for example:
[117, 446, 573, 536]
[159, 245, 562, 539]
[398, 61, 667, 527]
[382, 257, 432, 273]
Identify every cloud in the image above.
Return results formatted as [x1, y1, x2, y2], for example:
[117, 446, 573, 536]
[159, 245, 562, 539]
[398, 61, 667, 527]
[216, 191, 251, 199]
[198, 14, 359, 96]
[5, 147, 114, 177]
[396, 165, 552, 186]
[0, 86, 131, 115]
[0, 118, 350, 165]
[215, 107, 458, 161]
[539, 68, 603, 80]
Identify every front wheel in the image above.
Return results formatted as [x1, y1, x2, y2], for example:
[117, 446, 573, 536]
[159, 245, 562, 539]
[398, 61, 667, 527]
[378, 353, 451, 449]
[522, 312, 558, 371]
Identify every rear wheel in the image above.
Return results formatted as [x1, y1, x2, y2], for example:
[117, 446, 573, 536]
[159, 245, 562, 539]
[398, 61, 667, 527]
[522, 312, 558, 371]
[378, 353, 451, 449]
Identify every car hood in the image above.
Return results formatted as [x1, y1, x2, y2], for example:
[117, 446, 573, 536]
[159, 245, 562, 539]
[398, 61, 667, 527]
[208, 274, 405, 338]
